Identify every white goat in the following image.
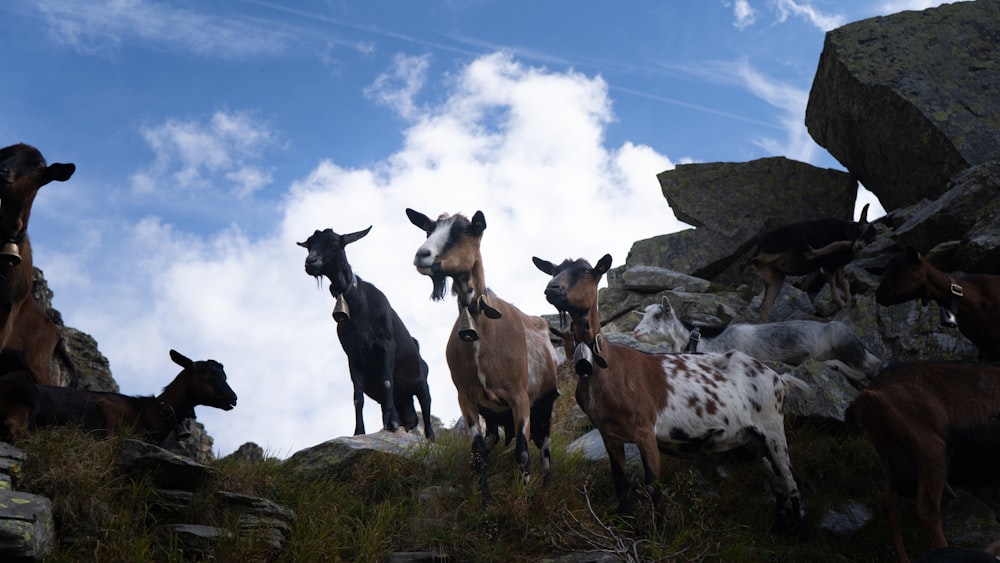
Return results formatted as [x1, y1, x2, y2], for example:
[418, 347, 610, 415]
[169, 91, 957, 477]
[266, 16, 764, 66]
[633, 297, 881, 381]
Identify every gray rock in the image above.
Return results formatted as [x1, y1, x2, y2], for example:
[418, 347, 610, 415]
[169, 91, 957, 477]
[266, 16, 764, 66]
[282, 430, 424, 476]
[806, 1, 1000, 210]
[117, 439, 217, 490]
[817, 501, 874, 538]
[0, 490, 54, 560]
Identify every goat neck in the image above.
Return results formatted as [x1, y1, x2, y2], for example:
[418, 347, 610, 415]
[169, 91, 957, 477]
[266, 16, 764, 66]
[451, 268, 502, 342]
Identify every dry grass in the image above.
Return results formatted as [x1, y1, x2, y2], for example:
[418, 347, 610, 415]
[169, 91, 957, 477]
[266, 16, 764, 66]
[13, 386, 930, 562]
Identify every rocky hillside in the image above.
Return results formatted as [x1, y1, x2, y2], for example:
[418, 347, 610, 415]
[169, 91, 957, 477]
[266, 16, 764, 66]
[4, 1, 1000, 560]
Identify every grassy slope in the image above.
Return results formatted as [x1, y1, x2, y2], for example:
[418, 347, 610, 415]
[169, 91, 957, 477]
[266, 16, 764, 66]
[18, 367, 929, 562]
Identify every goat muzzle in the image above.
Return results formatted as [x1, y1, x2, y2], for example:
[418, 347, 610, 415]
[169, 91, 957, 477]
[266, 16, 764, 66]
[458, 307, 478, 341]
[332, 294, 351, 323]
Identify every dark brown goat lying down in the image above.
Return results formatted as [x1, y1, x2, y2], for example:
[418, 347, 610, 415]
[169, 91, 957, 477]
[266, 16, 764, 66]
[0, 349, 237, 444]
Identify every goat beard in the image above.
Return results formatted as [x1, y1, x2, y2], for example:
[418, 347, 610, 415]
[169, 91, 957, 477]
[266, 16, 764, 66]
[430, 274, 448, 301]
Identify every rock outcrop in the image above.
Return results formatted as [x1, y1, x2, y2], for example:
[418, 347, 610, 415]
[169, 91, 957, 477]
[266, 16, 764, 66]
[805, 0, 1000, 210]
[637, 156, 856, 285]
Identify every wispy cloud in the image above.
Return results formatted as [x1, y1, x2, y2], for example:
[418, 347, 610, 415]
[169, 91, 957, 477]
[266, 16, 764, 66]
[364, 53, 432, 121]
[33, 0, 295, 57]
[131, 111, 278, 198]
[773, 0, 848, 31]
[730, 0, 758, 29]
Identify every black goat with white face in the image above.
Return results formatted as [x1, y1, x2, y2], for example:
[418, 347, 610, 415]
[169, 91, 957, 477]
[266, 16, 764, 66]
[298, 227, 434, 440]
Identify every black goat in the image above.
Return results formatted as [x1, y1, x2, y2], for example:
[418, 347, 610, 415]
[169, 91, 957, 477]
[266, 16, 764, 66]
[298, 227, 434, 440]
[0, 349, 236, 445]
[748, 204, 875, 322]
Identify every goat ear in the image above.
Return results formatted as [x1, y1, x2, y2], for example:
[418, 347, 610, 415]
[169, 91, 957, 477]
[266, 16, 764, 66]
[46, 162, 75, 184]
[904, 245, 922, 262]
[661, 295, 672, 312]
[532, 256, 555, 275]
[342, 226, 372, 245]
[405, 208, 433, 232]
[592, 254, 612, 277]
[470, 211, 487, 235]
[169, 349, 193, 369]
[858, 203, 870, 224]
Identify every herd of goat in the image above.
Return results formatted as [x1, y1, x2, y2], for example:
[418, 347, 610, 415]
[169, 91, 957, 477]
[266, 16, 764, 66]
[1, 143, 1000, 561]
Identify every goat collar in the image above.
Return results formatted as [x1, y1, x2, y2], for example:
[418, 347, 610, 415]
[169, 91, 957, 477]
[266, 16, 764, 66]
[941, 276, 964, 328]
[156, 396, 179, 424]
[686, 327, 701, 353]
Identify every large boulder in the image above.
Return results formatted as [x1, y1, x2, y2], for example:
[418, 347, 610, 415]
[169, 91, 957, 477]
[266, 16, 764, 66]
[805, 1, 1000, 211]
[887, 161, 1000, 274]
[637, 157, 856, 284]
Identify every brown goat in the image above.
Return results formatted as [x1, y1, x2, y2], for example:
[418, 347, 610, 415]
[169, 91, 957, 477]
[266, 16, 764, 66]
[534, 254, 807, 534]
[876, 247, 1000, 361]
[847, 361, 1000, 563]
[748, 203, 874, 322]
[406, 209, 560, 502]
[1, 349, 237, 445]
[0, 143, 76, 385]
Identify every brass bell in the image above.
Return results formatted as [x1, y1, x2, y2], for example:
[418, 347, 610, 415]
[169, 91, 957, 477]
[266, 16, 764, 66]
[0, 242, 21, 266]
[458, 308, 479, 342]
[332, 294, 350, 323]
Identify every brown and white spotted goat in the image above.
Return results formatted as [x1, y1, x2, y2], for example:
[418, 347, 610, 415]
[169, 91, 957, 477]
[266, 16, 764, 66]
[0, 143, 76, 384]
[406, 209, 559, 502]
[534, 254, 807, 534]
[0, 349, 237, 445]
[876, 247, 1000, 362]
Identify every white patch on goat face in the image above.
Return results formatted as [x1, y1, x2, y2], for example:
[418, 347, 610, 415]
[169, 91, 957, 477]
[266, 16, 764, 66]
[413, 215, 455, 274]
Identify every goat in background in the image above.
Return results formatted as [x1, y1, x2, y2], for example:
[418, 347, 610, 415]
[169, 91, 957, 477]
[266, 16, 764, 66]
[748, 203, 875, 322]
[876, 246, 1000, 362]
[633, 297, 882, 381]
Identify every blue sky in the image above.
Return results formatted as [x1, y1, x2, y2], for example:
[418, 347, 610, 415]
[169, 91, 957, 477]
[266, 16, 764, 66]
[2, 0, 945, 457]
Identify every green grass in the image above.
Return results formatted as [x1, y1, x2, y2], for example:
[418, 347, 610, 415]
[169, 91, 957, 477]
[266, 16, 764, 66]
[15, 390, 932, 562]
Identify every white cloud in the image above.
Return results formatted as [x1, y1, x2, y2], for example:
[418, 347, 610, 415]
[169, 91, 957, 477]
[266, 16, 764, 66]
[34, 0, 293, 57]
[131, 111, 277, 198]
[731, 0, 758, 29]
[773, 0, 847, 31]
[52, 51, 679, 457]
[876, 1, 950, 15]
[364, 53, 432, 121]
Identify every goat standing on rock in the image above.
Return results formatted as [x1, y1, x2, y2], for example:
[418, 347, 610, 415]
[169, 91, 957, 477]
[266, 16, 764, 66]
[406, 209, 559, 503]
[298, 227, 434, 440]
[534, 254, 807, 535]
[748, 204, 875, 323]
